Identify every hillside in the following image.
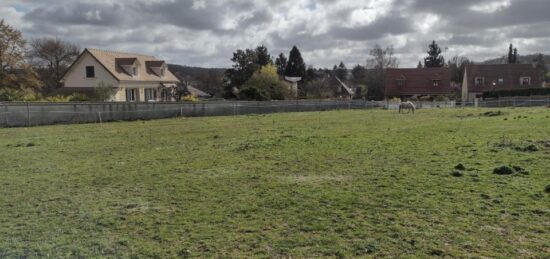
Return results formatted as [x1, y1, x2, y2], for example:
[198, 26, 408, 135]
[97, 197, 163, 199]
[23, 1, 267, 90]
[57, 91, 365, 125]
[168, 64, 227, 97]
[168, 64, 226, 79]
[482, 54, 550, 67]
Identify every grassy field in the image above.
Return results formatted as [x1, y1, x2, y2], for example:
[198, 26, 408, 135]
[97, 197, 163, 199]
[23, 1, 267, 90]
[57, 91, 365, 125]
[0, 108, 549, 258]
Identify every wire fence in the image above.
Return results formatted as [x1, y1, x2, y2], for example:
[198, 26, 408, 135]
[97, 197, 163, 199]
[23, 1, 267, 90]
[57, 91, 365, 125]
[0, 97, 549, 127]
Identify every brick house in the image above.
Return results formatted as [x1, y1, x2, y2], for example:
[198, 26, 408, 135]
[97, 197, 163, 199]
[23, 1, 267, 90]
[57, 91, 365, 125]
[461, 64, 545, 101]
[384, 67, 455, 99]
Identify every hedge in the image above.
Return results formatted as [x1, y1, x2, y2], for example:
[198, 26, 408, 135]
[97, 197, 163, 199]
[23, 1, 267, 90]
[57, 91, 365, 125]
[483, 88, 550, 98]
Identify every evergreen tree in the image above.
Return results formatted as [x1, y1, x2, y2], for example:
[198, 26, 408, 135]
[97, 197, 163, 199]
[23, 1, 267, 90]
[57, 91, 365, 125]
[533, 53, 547, 81]
[424, 40, 445, 68]
[224, 45, 273, 98]
[417, 61, 423, 68]
[284, 46, 306, 78]
[305, 65, 316, 83]
[335, 61, 347, 80]
[508, 43, 515, 64]
[274, 53, 287, 76]
[351, 65, 367, 84]
[513, 48, 518, 63]
[256, 45, 272, 67]
[284, 46, 306, 97]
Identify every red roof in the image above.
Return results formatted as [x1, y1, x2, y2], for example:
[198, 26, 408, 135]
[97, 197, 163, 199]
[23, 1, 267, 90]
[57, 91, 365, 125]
[464, 64, 544, 93]
[385, 67, 453, 97]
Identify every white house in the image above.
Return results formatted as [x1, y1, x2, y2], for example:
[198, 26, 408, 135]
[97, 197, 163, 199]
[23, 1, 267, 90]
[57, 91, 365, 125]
[61, 48, 179, 102]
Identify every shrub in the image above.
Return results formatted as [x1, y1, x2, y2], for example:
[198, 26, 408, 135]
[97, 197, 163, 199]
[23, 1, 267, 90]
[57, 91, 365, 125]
[68, 93, 89, 102]
[419, 96, 432, 101]
[451, 170, 464, 177]
[44, 95, 71, 102]
[388, 97, 402, 103]
[182, 94, 198, 102]
[434, 95, 450, 102]
[545, 184, 550, 193]
[239, 64, 293, 101]
[483, 88, 550, 98]
[0, 88, 42, 101]
[93, 82, 117, 101]
[454, 164, 466, 170]
[493, 166, 514, 175]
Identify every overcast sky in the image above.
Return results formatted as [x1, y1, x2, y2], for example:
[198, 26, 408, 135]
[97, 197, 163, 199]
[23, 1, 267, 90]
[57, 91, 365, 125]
[2, 0, 550, 68]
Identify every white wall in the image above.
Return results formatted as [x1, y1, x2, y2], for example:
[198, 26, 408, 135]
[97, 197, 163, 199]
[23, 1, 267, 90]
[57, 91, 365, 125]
[63, 52, 119, 88]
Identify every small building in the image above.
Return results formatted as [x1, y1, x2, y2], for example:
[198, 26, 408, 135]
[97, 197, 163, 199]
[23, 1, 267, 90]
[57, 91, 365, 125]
[462, 64, 544, 101]
[61, 48, 179, 102]
[384, 67, 453, 99]
[334, 76, 354, 99]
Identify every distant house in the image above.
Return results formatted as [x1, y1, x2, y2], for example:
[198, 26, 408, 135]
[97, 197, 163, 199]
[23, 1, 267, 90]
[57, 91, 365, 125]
[384, 67, 454, 99]
[334, 76, 354, 99]
[462, 64, 544, 101]
[61, 48, 179, 102]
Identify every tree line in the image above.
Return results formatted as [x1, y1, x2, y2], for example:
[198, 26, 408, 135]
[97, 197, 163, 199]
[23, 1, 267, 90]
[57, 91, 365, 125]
[224, 44, 401, 101]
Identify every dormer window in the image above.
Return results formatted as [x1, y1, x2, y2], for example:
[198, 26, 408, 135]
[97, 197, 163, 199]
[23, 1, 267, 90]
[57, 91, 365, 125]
[432, 80, 440, 87]
[520, 77, 531, 86]
[116, 58, 139, 77]
[146, 60, 166, 77]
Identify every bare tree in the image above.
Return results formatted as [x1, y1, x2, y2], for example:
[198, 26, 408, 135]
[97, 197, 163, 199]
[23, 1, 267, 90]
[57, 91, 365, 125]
[365, 44, 398, 100]
[448, 56, 471, 83]
[29, 37, 80, 92]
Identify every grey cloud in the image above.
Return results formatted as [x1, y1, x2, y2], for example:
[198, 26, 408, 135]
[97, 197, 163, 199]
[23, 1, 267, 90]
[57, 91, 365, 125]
[6, 0, 550, 68]
[329, 14, 414, 41]
[24, 3, 125, 26]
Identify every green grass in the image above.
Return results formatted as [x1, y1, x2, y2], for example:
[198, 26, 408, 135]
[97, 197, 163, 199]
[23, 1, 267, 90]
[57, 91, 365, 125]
[0, 108, 549, 258]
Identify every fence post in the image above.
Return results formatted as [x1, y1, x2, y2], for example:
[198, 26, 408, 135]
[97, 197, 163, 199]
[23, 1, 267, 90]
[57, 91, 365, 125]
[26, 102, 30, 127]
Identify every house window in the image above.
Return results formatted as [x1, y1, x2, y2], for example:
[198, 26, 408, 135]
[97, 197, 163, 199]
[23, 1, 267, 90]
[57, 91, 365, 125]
[396, 80, 405, 87]
[474, 77, 484, 87]
[520, 77, 531, 86]
[86, 66, 95, 78]
[132, 66, 138, 76]
[432, 80, 441, 87]
[144, 89, 157, 102]
[125, 88, 138, 102]
[498, 78, 504, 85]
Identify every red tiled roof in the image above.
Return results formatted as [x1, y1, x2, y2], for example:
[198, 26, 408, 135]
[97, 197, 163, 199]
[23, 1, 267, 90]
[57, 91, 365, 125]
[464, 64, 544, 93]
[385, 67, 452, 97]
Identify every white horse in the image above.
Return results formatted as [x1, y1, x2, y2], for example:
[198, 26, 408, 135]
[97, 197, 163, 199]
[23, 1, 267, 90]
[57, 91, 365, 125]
[398, 101, 416, 114]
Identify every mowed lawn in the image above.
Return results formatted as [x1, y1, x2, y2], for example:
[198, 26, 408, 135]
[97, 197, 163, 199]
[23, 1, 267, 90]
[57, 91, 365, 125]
[0, 108, 549, 258]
